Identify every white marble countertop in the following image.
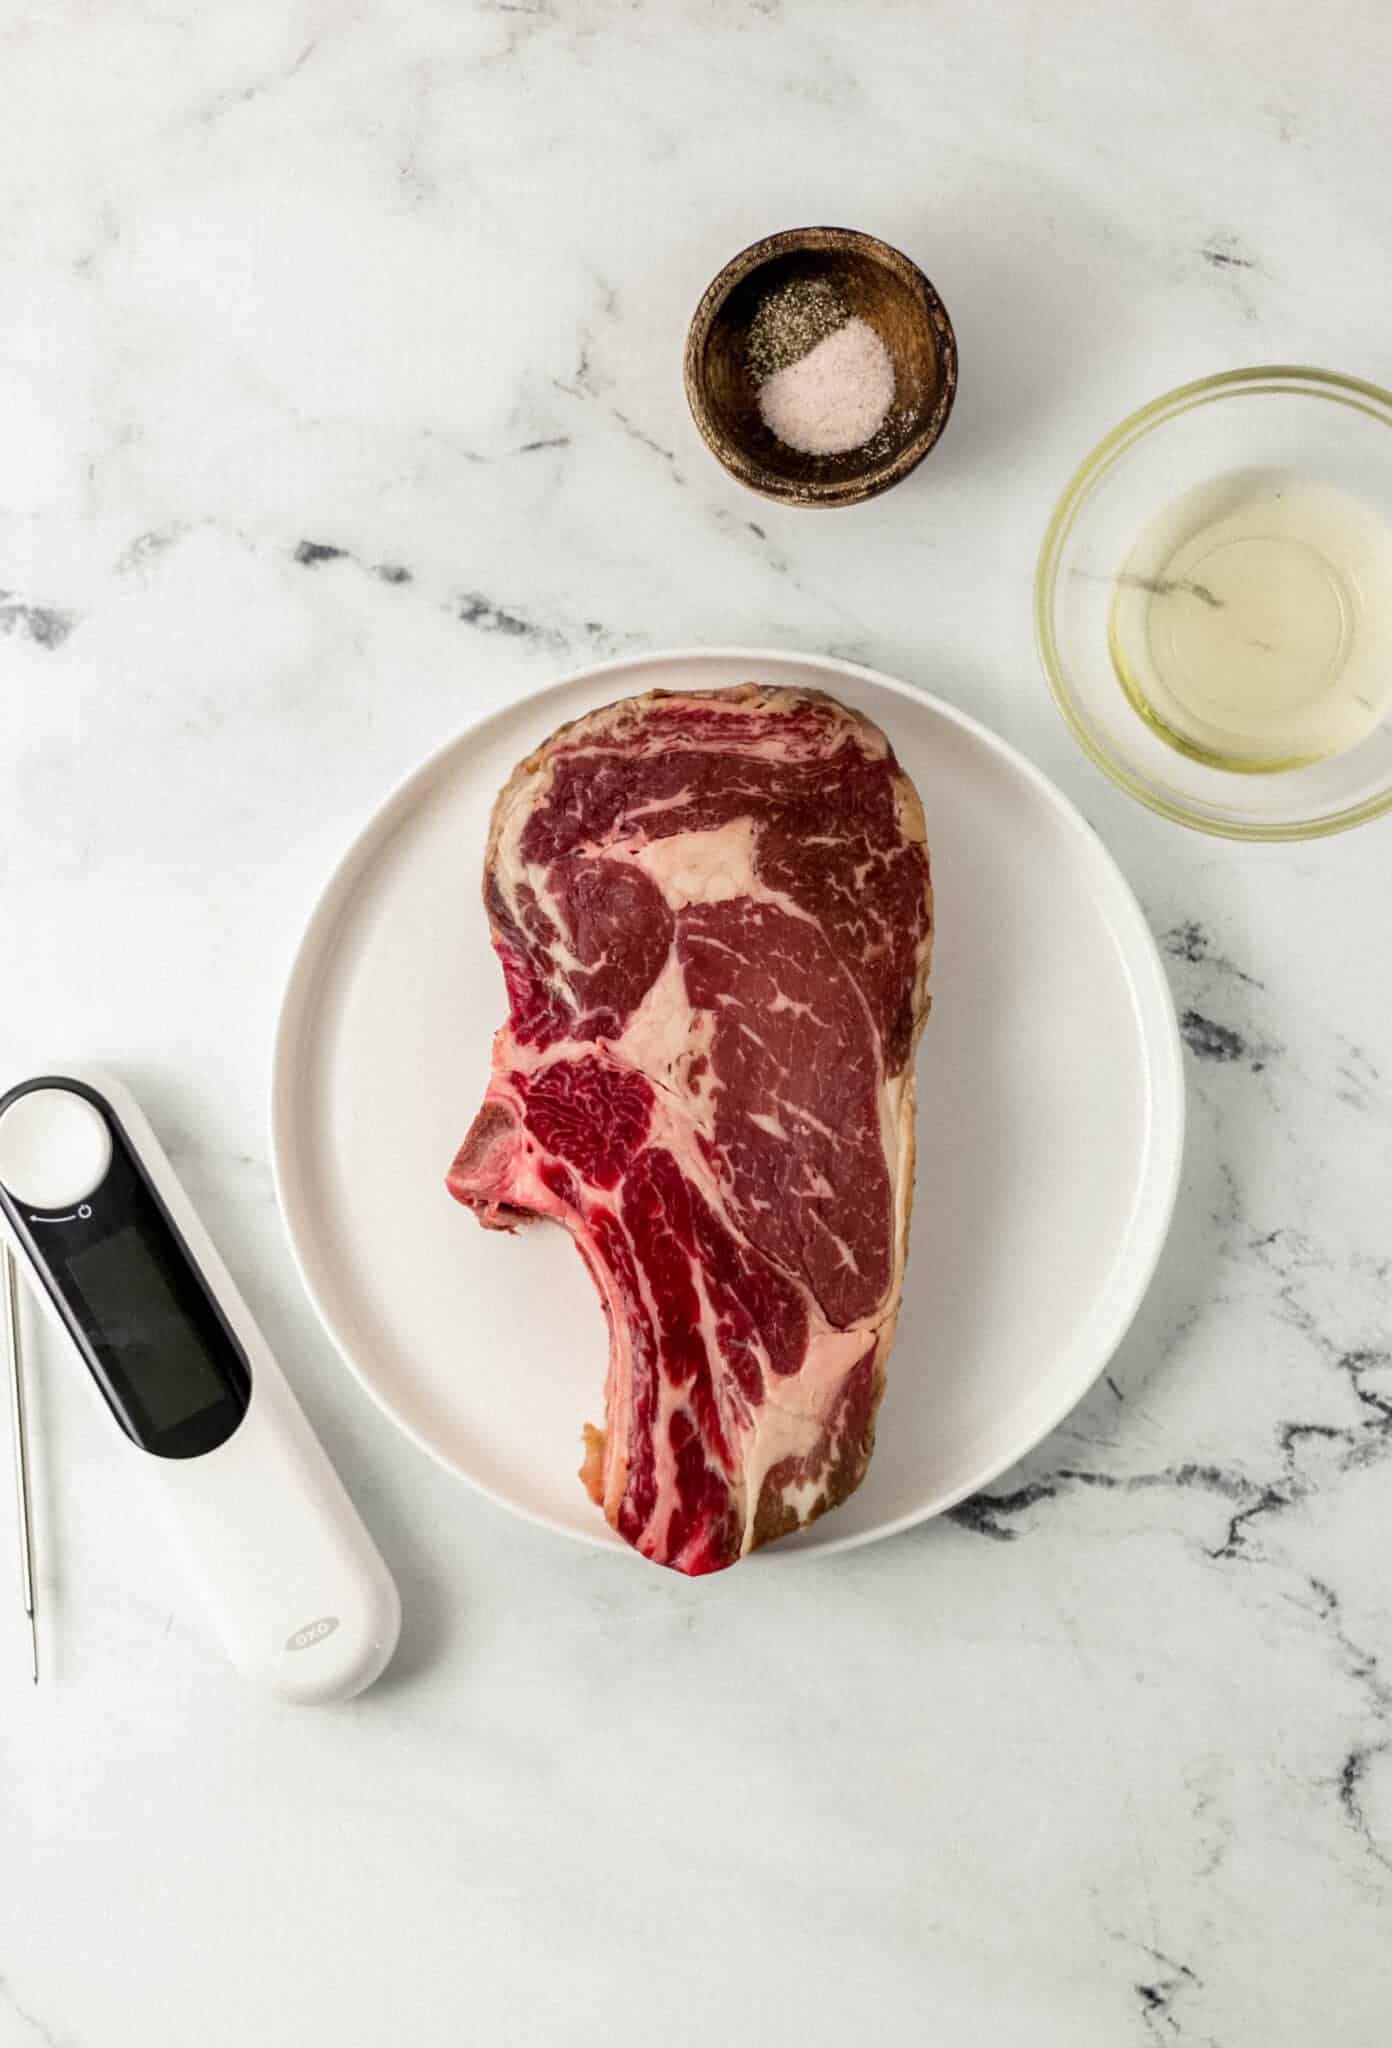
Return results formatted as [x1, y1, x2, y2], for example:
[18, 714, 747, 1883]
[3, 4, 1392, 2043]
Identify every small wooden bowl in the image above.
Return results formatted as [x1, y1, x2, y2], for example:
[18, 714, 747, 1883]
[684, 226, 957, 509]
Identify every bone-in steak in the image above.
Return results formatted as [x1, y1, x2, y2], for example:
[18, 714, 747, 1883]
[447, 683, 933, 1573]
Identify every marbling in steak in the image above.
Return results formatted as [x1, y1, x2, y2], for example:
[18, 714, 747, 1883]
[447, 682, 933, 1573]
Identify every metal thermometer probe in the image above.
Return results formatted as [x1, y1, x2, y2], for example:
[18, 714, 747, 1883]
[3, 1241, 38, 1682]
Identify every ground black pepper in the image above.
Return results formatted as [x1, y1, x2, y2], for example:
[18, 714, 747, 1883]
[745, 276, 847, 381]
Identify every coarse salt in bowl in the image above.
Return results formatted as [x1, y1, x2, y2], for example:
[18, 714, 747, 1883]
[757, 316, 897, 458]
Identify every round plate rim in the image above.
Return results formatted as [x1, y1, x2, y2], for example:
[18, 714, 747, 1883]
[270, 645, 1186, 1565]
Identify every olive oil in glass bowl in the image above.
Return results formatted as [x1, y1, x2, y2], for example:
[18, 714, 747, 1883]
[1037, 369, 1392, 839]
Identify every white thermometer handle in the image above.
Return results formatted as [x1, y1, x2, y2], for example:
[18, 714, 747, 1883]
[153, 1339, 402, 1704]
[0, 1068, 400, 1702]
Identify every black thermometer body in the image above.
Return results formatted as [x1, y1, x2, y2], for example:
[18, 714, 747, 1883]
[0, 1078, 250, 1459]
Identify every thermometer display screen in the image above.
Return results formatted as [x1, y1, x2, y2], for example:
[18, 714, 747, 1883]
[0, 1077, 252, 1459]
[65, 1224, 231, 1435]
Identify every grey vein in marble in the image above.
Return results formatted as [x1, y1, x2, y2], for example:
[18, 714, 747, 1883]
[1200, 232, 1257, 271]
[292, 540, 350, 568]
[1193, 228, 1265, 322]
[290, 537, 413, 585]
[955, 1297, 1392, 1561]
[279, 527, 622, 653]
[1300, 1577, 1392, 1876]
[0, 1972, 60, 2048]
[1159, 917, 1277, 1072]
[1180, 1008, 1267, 1068]
[946, 1460, 1256, 1546]
[0, 600, 76, 651]
[1163, 920, 1265, 988]
[116, 528, 187, 575]
[610, 407, 683, 476]
[1134, 1951, 1202, 2045]
[456, 591, 552, 639]
[191, 33, 322, 130]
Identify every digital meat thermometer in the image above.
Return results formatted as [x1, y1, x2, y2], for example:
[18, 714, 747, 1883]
[0, 1069, 400, 1702]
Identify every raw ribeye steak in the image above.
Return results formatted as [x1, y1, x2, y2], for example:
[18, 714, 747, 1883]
[447, 683, 933, 1573]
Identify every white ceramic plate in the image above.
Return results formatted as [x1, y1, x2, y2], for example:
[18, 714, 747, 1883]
[272, 650, 1184, 1562]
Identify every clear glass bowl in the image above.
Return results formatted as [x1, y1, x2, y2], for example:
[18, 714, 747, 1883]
[1036, 367, 1392, 839]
